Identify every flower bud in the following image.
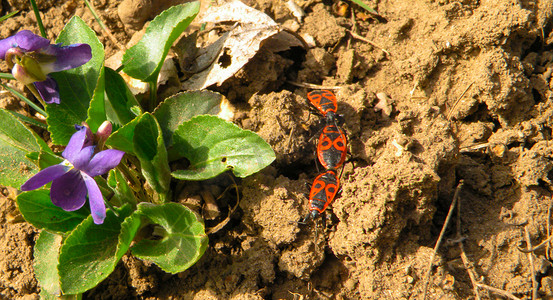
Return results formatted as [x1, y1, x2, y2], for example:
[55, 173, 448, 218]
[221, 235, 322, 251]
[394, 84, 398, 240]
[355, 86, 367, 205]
[96, 121, 113, 140]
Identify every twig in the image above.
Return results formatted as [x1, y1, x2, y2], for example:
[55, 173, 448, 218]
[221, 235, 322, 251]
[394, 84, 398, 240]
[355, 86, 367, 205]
[524, 226, 538, 300]
[206, 174, 240, 235]
[475, 283, 522, 300]
[348, 30, 390, 57]
[422, 180, 463, 299]
[446, 81, 474, 121]
[289, 291, 305, 300]
[459, 243, 481, 299]
[517, 233, 553, 253]
[286, 81, 342, 90]
[348, 8, 356, 50]
[453, 183, 524, 300]
[454, 181, 481, 300]
[545, 197, 553, 260]
[83, 0, 125, 51]
[459, 142, 491, 153]
[286, 126, 295, 153]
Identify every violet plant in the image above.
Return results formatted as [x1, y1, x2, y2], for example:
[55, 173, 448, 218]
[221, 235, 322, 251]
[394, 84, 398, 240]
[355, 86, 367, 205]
[0, 1, 275, 298]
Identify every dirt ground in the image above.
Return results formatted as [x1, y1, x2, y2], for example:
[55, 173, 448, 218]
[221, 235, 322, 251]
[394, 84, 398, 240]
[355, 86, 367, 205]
[2, 0, 553, 299]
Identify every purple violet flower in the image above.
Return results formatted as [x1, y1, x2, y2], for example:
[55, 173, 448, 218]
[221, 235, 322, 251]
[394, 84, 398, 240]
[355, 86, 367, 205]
[0, 30, 92, 104]
[21, 125, 125, 224]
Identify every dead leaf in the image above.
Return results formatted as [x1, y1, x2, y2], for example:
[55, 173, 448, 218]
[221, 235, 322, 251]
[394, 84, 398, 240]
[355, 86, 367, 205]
[181, 0, 304, 90]
[375, 92, 393, 118]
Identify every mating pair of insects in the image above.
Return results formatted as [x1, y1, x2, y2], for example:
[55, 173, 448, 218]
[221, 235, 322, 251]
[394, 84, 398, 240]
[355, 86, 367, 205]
[301, 90, 348, 223]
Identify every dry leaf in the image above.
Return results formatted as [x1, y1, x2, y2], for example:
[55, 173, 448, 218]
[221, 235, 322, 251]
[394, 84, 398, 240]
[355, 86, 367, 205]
[181, 0, 304, 90]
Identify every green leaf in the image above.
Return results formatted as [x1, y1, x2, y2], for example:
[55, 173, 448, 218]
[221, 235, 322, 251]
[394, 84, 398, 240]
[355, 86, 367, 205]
[154, 90, 225, 147]
[106, 113, 171, 202]
[171, 115, 276, 180]
[16, 189, 89, 233]
[122, 2, 200, 82]
[38, 150, 64, 169]
[0, 108, 46, 187]
[105, 114, 141, 155]
[85, 66, 107, 132]
[133, 113, 171, 202]
[104, 67, 141, 128]
[107, 169, 137, 206]
[131, 203, 207, 274]
[58, 204, 140, 294]
[34, 230, 63, 297]
[46, 16, 105, 145]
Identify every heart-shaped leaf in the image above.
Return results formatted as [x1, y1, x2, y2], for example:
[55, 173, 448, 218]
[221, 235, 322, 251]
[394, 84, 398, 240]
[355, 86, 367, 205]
[17, 189, 89, 233]
[34, 230, 63, 298]
[171, 115, 275, 180]
[0, 109, 51, 188]
[154, 90, 226, 147]
[58, 204, 140, 294]
[131, 202, 207, 274]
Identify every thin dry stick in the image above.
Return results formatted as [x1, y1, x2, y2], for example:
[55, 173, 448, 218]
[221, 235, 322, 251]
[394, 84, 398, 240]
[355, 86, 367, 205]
[475, 283, 522, 300]
[83, 0, 125, 51]
[348, 8, 356, 50]
[446, 81, 474, 121]
[455, 182, 481, 300]
[422, 180, 464, 300]
[348, 30, 391, 57]
[285, 126, 295, 153]
[545, 196, 553, 260]
[206, 174, 241, 235]
[459, 142, 492, 153]
[205, 186, 239, 235]
[459, 243, 481, 299]
[517, 232, 553, 253]
[286, 81, 342, 90]
[454, 184, 524, 300]
[524, 226, 538, 300]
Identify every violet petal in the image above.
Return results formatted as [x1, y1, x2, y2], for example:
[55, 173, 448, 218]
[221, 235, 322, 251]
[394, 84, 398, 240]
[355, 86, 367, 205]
[84, 149, 125, 177]
[14, 30, 50, 52]
[70, 145, 95, 171]
[0, 35, 17, 59]
[20, 163, 71, 191]
[50, 169, 87, 211]
[83, 173, 106, 224]
[63, 126, 89, 161]
[41, 43, 92, 73]
[33, 77, 60, 104]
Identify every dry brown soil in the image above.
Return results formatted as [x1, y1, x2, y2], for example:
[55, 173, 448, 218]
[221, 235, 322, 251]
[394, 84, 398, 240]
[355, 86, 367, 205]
[2, 0, 553, 299]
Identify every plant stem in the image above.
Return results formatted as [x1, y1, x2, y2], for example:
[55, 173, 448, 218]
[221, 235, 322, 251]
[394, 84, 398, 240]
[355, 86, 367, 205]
[82, 0, 125, 50]
[148, 81, 157, 111]
[349, 0, 378, 14]
[25, 83, 47, 108]
[29, 0, 47, 38]
[9, 111, 47, 128]
[0, 83, 47, 117]
[0, 73, 15, 80]
[117, 158, 149, 203]
[0, 10, 20, 23]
